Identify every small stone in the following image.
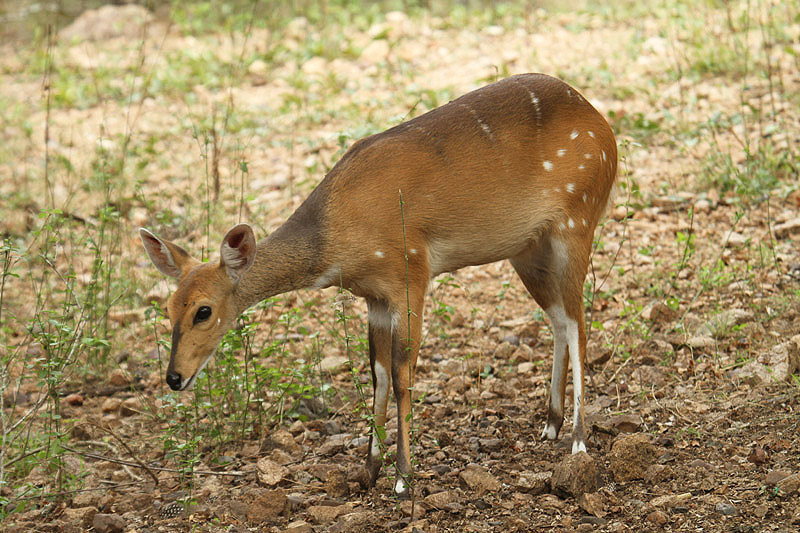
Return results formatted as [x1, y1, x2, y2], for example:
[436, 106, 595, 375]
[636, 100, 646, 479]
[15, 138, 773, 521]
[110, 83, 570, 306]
[651, 492, 691, 507]
[716, 502, 738, 516]
[248, 59, 268, 76]
[764, 470, 790, 487]
[324, 469, 349, 499]
[256, 458, 289, 487]
[317, 433, 350, 456]
[108, 369, 128, 387]
[512, 344, 535, 362]
[774, 217, 800, 238]
[644, 464, 672, 484]
[747, 445, 768, 465]
[307, 504, 349, 524]
[687, 336, 716, 351]
[608, 434, 658, 482]
[611, 413, 642, 433]
[725, 231, 748, 247]
[65, 393, 84, 406]
[516, 471, 551, 495]
[458, 464, 501, 495]
[423, 490, 460, 510]
[92, 513, 125, 533]
[101, 398, 121, 413]
[578, 491, 606, 518]
[478, 438, 503, 451]
[63, 506, 98, 527]
[263, 430, 302, 457]
[777, 473, 800, 497]
[517, 361, 535, 374]
[319, 355, 349, 372]
[247, 489, 287, 523]
[646, 510, 668, 525]
[495, 341, 516, 359]
[283, 520, 313, 533]
[119, 397, 141, 417]
[551, 452, 598, 498]
[398, 500, 425, 519]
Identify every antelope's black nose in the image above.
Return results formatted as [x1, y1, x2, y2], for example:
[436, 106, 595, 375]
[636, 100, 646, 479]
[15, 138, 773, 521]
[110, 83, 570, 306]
[166, 372, 182, 391]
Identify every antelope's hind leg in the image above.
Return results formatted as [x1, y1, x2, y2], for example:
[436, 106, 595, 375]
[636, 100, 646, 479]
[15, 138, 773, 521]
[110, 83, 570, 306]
[510, 236, 588, 453]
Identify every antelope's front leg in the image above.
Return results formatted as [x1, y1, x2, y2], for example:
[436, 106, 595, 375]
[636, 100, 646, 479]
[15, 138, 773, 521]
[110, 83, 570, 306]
[365, 300, 393, 485]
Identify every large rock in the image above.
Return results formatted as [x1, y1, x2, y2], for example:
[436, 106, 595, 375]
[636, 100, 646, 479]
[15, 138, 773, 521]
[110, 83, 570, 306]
[731, 337, 800, 383]
[551, 452, 599, 498]
[608, 433, 657, 482]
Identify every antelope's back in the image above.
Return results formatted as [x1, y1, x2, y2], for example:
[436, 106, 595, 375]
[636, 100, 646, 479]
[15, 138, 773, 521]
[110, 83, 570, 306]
[321, 74, 617, 273]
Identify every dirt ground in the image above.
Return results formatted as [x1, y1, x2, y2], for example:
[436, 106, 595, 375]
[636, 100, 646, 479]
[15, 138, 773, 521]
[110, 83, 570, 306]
[1, 2, 799, 532]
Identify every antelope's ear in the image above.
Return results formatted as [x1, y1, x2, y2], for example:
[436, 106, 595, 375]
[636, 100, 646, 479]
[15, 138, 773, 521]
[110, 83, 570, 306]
[139, 228, 198, 278]
[220, 224, 256, 282]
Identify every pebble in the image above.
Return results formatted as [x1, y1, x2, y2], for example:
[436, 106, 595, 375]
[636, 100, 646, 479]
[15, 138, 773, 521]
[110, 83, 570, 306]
[715, 502, 738, 516]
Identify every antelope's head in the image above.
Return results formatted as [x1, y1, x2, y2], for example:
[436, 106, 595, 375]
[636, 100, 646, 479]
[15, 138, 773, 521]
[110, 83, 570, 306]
[139, 225, 256, 391]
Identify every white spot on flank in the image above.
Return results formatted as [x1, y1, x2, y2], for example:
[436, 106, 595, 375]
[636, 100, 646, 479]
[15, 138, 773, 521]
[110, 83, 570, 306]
[566, 183, 575, 193]
[578, 164, 586, 170]
[558, 222, 566, 231]
[557, 148, 567, 157]
[543, 160, 553, 171]
[568, 218, 575, 229]
[409, 249, 417, 254]
[479, 121, 493, 138]
[553, 187, 560, 193]
[582, 218, 587, 226]
[375, 250, 385, 258]
[584, 153, 593, 159]
[602, 150, 607, 161]
[588, 130, 595, 138]
[570, 130, 579, 140]
[582, 192, 588, 203]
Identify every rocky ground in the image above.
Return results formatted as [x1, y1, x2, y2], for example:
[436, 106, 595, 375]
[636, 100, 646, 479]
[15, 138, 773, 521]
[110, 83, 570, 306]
[1, 1, 799, 532]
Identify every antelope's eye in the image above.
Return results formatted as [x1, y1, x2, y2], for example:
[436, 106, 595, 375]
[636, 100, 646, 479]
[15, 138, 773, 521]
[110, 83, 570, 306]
[194, 306, 212, 324]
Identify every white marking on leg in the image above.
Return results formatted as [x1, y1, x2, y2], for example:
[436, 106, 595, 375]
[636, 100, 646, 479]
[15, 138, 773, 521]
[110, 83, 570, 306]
[564, 312, 586, 454]
[371, 361, 389, 458]
[543, 160, 553, 171]
[543, 303, 569, 440]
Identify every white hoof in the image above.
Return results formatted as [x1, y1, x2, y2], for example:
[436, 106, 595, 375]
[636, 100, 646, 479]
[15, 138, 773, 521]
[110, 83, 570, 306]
[572, 440, 587, 454]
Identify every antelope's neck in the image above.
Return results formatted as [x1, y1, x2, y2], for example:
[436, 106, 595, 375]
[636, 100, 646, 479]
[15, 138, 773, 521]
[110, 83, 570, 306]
[232, 221, 325, 313]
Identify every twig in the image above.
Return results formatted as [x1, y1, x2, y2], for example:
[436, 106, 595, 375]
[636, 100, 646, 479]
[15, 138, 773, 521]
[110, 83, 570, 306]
[61, 444, 245, 477]
[89, 422, 160, 485]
